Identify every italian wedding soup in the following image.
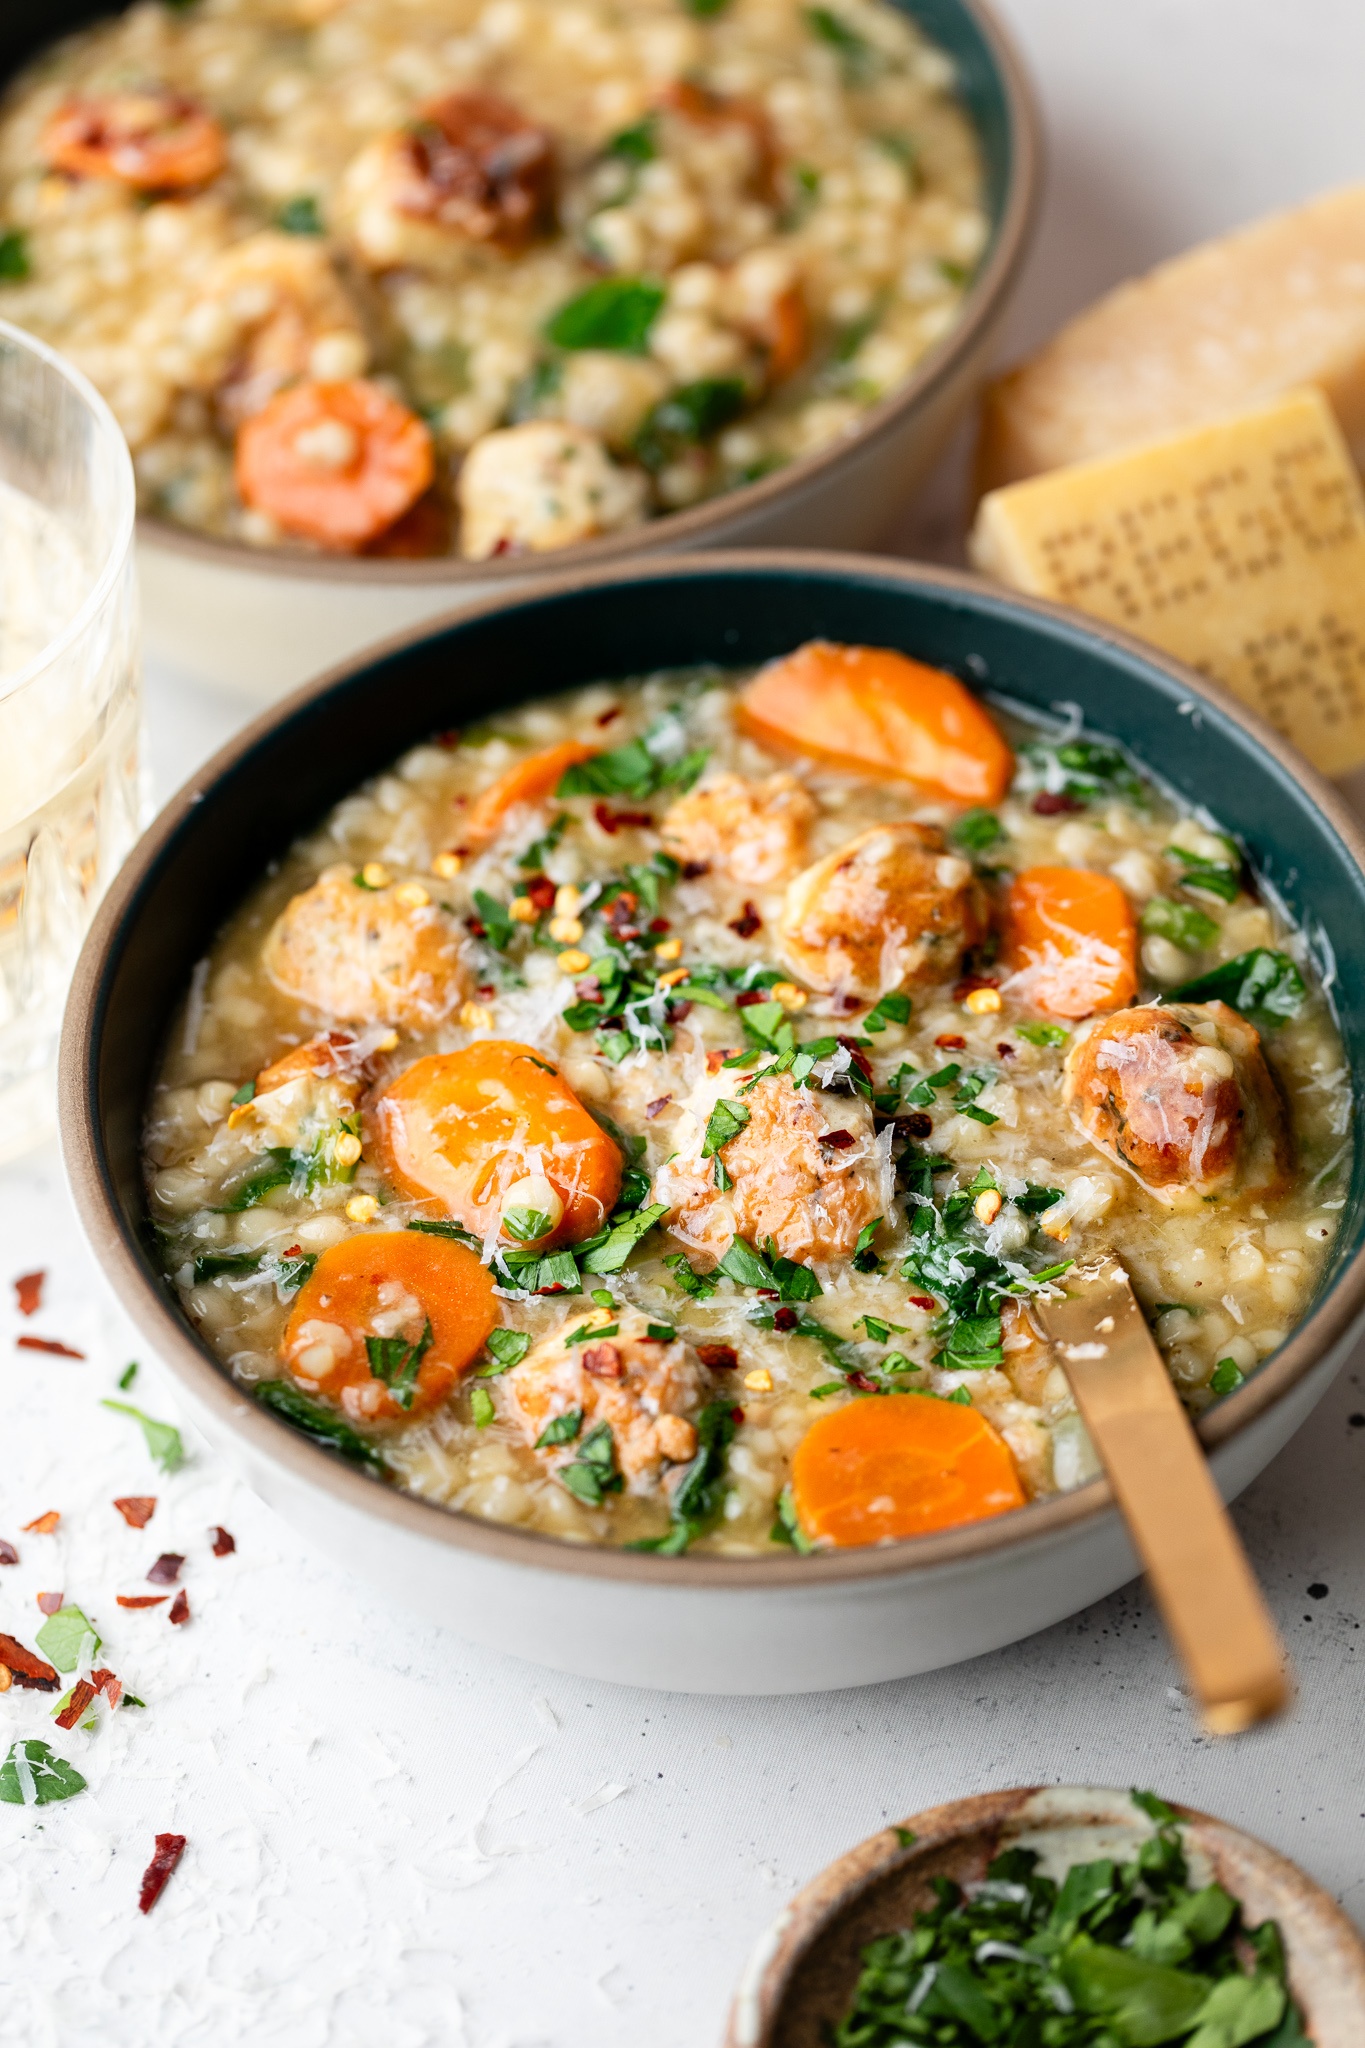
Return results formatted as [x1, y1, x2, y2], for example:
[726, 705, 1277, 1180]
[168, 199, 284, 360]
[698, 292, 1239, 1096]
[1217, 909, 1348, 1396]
[0, 0, 986, 558]
[144, 645, 1351, 1553]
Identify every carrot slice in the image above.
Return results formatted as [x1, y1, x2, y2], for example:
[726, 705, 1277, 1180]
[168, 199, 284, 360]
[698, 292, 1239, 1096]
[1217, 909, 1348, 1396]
[235, 380, 434, 550]
[374, 1041, 622, 1247]
[738, 640, 1014, 803]
[1005, 866, 1139, 1019]
[43, 91, 226, 189]
[791, 1394, 1025, 1547]
[281, 1230, 495, 1423]
[461, 740, 599, 849]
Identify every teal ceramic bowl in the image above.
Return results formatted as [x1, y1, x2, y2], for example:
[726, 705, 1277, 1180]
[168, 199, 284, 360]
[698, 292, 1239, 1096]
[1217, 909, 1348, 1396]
[60, 553, 1365, 1692]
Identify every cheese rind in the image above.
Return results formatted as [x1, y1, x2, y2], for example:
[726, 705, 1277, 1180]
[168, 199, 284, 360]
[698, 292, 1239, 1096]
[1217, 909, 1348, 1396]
[969, 388, 1365, 776]
[977, 184, 1365, 493]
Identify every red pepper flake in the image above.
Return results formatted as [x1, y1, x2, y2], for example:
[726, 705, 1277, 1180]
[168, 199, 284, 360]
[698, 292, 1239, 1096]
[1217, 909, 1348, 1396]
[934, 1033, 967, 1052]
[681, 860, 709, 880]
[596, 705, 621, 726]
[0, 1539, 18, 1566]
[16, 1335, 85, 1358]
[837, 1037, 875, 1085]
[35, 1591, 63, 1615]
[907, 1294, 938, 1313]
[465, 915, 487, 938]
[996, 1041, 1016, 1059]
[648, 916, 670, 934]
[819, 1129, 855, 1150]
[728, 902, 762, 939]
[836, 993, 865, 1015]
[847, 1370, 880, 1393]
[113, 1496, 156, 1529]
[772, 1306, 798, 1332]
[645, 1095, 671, 1119]
[734, 989, 767, 1008]
[697, 1343, 738, 1371]
[169, 1590, 190, 1626]
[22, 1510, 59, 1535]
[897, 1111, 934, 1141]
[90, 1667, 123, 1707]
[582, 1343, 623, 1380]
[210, 1527, 236, 1557]
[524, 873, 556, 913]
[0, 1632, 59, 1692]
[146, 1553, 184, 1585]
[116, 1595, 168, 1609]
[54, 1679, 96, 1731]
[730, 1406, 745, 1425]
[14, 1270, 44, 1316]
[594, 801, 653, 834]
[704, 1049, 734, 1074]
[1032, 790, 1083, 816]
[138, 1834, 187, 1915]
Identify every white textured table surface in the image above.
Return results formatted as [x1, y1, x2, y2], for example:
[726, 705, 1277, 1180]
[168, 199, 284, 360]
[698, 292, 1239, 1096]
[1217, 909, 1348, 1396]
[8, 4, 1365, 2041]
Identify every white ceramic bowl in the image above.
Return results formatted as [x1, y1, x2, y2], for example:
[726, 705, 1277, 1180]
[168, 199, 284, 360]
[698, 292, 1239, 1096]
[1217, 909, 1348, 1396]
[60, 554, 1365, 1692]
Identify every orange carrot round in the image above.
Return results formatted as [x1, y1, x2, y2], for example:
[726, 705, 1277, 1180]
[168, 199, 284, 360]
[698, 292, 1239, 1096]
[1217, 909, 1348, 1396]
[1005, 866, 1139, 1019]
[43, 91, 226, 189]
[281, 1230, 495, 1423]
[461, 740, 599, 850]
[374, 1041, 622, 1247]
[235, 380, 433, 550]
[791, 1393, 1025, 1547]
[738, 640, 1014, 804]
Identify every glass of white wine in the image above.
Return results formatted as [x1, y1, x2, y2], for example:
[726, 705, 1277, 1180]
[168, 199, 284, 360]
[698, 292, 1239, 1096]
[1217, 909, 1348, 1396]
[0, 319, 139, 1161]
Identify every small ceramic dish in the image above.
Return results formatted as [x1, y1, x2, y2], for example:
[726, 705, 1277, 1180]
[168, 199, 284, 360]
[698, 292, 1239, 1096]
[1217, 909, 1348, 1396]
[60, 551, 1365, 1693]
[725, 1785, 1365, 2047]
[0, 0, 1038, 701]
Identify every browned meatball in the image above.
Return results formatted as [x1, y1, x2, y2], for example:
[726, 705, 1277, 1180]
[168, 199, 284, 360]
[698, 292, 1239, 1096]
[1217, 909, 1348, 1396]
[1063, 1000, 1291, 1202]
[779, 821, 982, 1001]
[655, 1068, 884, 1268]
[499, 1306, 709, 1494]
[262, 865, 465, 1031]
[660, 772, 816, 886]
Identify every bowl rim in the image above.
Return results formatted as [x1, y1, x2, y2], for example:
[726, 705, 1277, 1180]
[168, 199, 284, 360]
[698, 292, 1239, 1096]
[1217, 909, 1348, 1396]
[130, 0, 1041, 586]
[60, 547, 1365, 1590]
[720, 1782, 1365, 2048]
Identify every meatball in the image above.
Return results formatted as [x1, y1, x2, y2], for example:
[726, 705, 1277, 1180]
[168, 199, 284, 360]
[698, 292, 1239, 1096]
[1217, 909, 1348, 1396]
[1064, 1000, 1292, 1203]
[660, 772, 816, 887]
[778, 822, 982, 1001]
[262, 865, 465, 1031]
[499, 1306, 709, 1494]
[655, 1067, 885, 1268]
[457, 421, 647, 561]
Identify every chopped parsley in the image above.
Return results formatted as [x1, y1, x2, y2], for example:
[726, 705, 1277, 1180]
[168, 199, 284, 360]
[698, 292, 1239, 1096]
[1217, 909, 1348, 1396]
[255, 1381, 389, 1475]
[36, 1605, 100, 1673]
[1210, 1357, 1246, 1396]
[0, 228, 30, 280]
[629, 1400, 737, 1553]
[557, 1420, 622, 1504]
[556, 717, 707, 800]
[478, 1327, 532, 1376]
[545, 276, 666, 353]
[831, 1795, 1305, 2048]
[1141, 897, 1220, 953]
[635, 378, 747, 471]
[864, 991, 912, 1034]
[470, 1386, 496, 1429]
[536, 1409, 584, 1448]
[1016, 1020, 1069, 1049]
[902, 1181, 1072, 1374]
[665, 1252, 719, 1299]
[770, 1485, 815, 1552]
[1017, 733, 1148, 808]
[0, 1739, 87, 1806]
[950, 808, 1004, 855]
[100, 1400, 185, 1473]
[364, 1319, 432, 1410]
[276, 194, 323, 235]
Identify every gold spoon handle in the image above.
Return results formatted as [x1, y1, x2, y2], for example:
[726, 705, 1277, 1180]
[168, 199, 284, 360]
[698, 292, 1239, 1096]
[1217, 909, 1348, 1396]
[1040, 1262, 1290, 1734]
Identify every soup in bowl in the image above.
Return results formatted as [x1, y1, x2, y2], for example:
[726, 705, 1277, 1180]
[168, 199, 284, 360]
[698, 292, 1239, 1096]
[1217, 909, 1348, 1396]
[62, 556, 1365, 1690]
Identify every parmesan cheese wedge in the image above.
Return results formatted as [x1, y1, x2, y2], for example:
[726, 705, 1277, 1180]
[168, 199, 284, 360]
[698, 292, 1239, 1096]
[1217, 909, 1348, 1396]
[969, 388, 1365, 776]
[977, 184, 1365, 493]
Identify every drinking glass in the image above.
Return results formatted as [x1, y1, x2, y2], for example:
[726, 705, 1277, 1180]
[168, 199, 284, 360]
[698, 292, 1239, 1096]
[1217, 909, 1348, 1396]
[0, 320, 139, 1161]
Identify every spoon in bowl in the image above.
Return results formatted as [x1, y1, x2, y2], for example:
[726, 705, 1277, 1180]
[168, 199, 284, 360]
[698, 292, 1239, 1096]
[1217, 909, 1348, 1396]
[1035, 1256, 1290, 1734]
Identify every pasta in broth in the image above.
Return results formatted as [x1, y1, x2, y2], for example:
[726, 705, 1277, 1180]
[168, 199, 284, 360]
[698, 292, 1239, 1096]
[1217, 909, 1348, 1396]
[144, 645, 1350, 1553]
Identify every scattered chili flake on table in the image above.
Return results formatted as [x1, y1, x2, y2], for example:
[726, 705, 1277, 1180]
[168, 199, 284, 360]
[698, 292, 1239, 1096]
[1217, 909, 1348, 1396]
[210, 1527, 235, 1557]
[13, 1270, 44, 1315]
[169, 1590, 190, 1626]
[0, 1632, 59, 1691]
[90, 1667, 123, 1707]
[16, 1335, 84, 1358]
[35, 1592, 63, 1615]
[146, 1553, 184, 1585]
[113, 1496, 156, 1529]
[116, 1595, 167, 1610]
[22, 1511, 59, 1534]
[138, 1833, 187, 1915]
[54, 1679, 96, 1731]
[0, 1539, 18, 1566]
